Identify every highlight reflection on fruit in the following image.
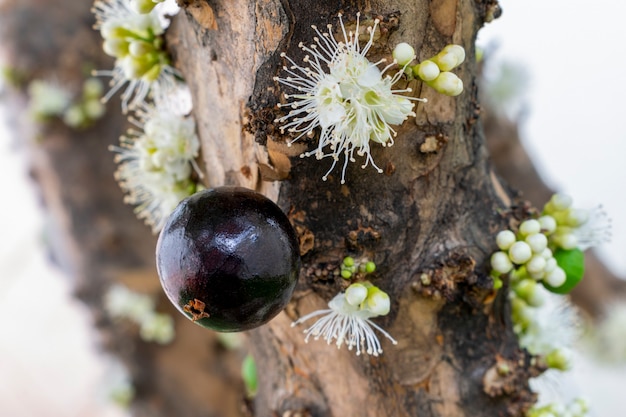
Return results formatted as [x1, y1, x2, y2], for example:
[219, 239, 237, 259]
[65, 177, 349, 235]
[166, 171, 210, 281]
[156, 187, 301, 332]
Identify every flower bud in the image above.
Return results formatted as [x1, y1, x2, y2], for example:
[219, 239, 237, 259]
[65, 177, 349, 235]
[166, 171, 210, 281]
[526, 255, 547, 275]
[519, 219, 541, 236]
[430, 72, 463, 96]
[526, 233, 548, 254]
[496, 230, 516, 250]
[545, 348, 572, 370]
[365, 287, 391, 316]
[538, 215, 557, 234]
[433, 44, 466, 71]
[491, 251, 513, 274]
[509, 241, 532, 264]
[345, 283, 368, 306]
[414, 60, 440, 82]
[568, 208, 590, 227]
[545, 266, 567, 287]
[551, 193, 573, 211]
[392, 42, 415, 66]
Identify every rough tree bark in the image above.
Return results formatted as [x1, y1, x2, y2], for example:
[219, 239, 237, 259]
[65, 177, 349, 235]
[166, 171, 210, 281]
[9, 0, 617, 416]
[169, 1, 537, 416]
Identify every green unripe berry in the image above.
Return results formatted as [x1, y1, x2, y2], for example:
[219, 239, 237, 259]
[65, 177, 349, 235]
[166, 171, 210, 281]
[364, 261, 376, 274]
[343, 256, 355, 268]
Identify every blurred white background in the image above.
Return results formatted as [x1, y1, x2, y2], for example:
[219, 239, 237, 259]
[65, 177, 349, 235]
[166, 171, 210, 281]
[0, 0, 624, 416]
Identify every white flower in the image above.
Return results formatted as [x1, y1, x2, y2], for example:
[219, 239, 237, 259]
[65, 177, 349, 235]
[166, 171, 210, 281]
[110, 88, 201, 232]
[139, 312, 175, 344]
[291, 283, 397, 356]
[274, 13, 425, 184]
[27, 79, 72, 120]
[104, 284, 155, 322]
[517, 292, 581, 363]
[92, 0, 180, 112]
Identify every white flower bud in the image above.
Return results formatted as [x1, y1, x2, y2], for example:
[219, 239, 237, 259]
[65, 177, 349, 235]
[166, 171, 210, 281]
[541, 248, 553, 259]
[430, 72, 463, 96]
[491, 251, 513, 274]
[527, 283, 547, 307]
[545, 266, 567, 287]
[526, 255, 547, 275]
[554, 233, 578, 250]
[509, 241, 532, 264]
[551, 193, 573, 211]
[496, 230, 516, 250]
[529, 270, 545, 281]
[568, 208, 590, 227]
[416, 60, 440, 82]
[345, 283, 368, 306]
[519, 219, 541, 236]
[545, 347, 573, 370]
[366, 289, 391, 316]
[544, 257, 557, 273]
[525, 233, 548, 254]
[434, 44, 466, 71]
[538, 215, 557, 234]
[392, 42, 415, 66]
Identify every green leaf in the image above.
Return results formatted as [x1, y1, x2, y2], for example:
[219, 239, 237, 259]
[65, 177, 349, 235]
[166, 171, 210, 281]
[241, 354, 258, 398]
[544, 249, 585, 294]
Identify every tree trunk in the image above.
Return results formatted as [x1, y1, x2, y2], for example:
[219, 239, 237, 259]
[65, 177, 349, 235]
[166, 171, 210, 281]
[169, 1, 536, 416]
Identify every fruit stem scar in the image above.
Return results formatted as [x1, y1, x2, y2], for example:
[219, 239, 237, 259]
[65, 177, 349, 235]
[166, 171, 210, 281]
[183, 298, 210, 321]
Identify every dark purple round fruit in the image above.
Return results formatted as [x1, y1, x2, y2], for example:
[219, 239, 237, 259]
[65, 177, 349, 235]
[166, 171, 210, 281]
[156, 186, 301, 332]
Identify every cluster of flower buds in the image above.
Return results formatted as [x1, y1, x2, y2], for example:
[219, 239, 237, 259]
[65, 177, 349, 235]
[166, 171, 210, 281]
[489, 194, 610, 371]
[392, 43, 465, 96]
[542, 193, 611, 251]
[110, 91, 201, 232]
[292, 280, 396, 356]
[27, 78, 106, 128]
[491, 218, 566, 291]
[340, 256, 377, 279]
[527, 398, 589, 417]
[104, 284, 175, 344]
[92, 0, 179, 112]
[62, 78, 107, 128]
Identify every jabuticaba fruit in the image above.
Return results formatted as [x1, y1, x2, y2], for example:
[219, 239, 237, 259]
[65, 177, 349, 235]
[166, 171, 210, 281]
[156, 187, 301, 332]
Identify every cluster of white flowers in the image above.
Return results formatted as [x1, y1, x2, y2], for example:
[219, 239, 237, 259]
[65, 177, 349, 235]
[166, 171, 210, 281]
[292, 281, 397, 356]
[274, 13, 425, 184]
[542, 194, 611, 251]
[26, 79, 72, 120]
[27, 78, 107, 128]
[397, 43, 466, 96]
[489, 193, 612, 370]
[110, 87, 201, 232]
[104, 284, 175, 344]
[513, 290, 580, 370]
[526, 398, 589, 417]
[92, 0, 179, 112]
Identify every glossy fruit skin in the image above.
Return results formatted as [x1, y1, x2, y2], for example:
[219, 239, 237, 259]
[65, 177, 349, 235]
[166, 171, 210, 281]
[156, 187, 301, 332]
